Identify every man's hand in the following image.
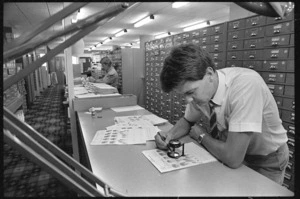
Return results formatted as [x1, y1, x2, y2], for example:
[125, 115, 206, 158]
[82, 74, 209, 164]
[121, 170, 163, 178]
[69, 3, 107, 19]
[154, 132, 172, 150]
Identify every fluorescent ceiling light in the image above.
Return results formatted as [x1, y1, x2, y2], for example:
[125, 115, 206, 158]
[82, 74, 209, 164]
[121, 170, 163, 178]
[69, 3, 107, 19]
[183, 21, 210, 32]
[134, 15, 154, 28]
[103, 38, 111, 44]
[91, 46, 96, 50]
[155, 32, 171, 39]
[115, 29, 128, 37]
[172, 2, 188, 8]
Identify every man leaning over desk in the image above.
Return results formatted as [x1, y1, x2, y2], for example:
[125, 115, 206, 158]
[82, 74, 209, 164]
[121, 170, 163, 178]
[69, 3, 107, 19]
[89, 56, 119, 88]
[155, 43, 289, 185]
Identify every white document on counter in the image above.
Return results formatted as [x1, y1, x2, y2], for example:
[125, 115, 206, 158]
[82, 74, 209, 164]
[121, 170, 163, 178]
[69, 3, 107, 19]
[90, 129, 147, 145]
[142, 114, 168, 126]
[111, 105, 145, 112]
[114, 114, 167, 126]
[142, 142, 217, 173]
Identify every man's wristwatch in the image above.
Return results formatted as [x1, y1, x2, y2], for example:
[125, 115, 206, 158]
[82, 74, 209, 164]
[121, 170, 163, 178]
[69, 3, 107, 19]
[197, 134, 206, 145]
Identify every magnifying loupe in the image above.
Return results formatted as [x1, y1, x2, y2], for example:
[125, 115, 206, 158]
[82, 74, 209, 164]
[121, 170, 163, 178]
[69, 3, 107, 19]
[167, 139, 185, 159]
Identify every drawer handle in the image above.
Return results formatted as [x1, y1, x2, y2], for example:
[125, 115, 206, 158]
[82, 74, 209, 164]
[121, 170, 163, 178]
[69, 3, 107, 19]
[284, 173, 291, 180]
[249, 55, 255, 59]
[203, 32, 207, 35]
[275, 17, 282, 21]
[231, 55, 236, 59]
[272, 42, 278, 46]
[270, 65, 277, 70]
[292, 105, 295, 110]
[288, 141, 294, 147]
[214, 48, 218, 51]
[251, 21, 257, 26]
[214, 57, 218, 60]
[271, 54, 278, 58]
[233, 35, 238, 39]
[251, 32, 257, 37]
[273, 29, 280, 34]
[231, 64, 236, 67]
[202, 41, 206, 44]
[289, 130, 295, 134]
[268, 78, 275, 82]
[215, 30, 219, 33]
[250, 44, 256, 48]
[249, 65, 254, 69]
[233, 25, 238, 29]
[232, 45, 237, 49]
[214, 39, 219, 42]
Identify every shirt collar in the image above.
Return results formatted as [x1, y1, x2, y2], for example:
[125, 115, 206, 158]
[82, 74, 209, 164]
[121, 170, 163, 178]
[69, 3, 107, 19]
[211, 70, 226, 106]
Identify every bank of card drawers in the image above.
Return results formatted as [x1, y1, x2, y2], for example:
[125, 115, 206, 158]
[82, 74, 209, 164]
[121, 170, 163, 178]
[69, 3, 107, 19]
[265, 22, 293, 36]
[245, 27, 265, 38]
[228, 19, 245, 31]
[264, 35, 290, 47]
[228, 30, 245, 41]
[264, 48, 289, 59]
[227, 51, 243, 60]
[246, 15, 266, 27]
[227, 40, 243, 50]
[261, 72, 286, 83]
[243, 61, 263, 71]
[243, 50, 264, 60]
[244, 38, 264, 49]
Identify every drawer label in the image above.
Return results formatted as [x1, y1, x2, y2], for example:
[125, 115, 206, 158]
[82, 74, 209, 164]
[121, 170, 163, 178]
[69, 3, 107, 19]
[272, 37, 280, 41]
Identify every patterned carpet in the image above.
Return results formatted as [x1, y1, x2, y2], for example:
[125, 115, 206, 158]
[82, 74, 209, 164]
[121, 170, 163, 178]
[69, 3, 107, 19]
[3, 85, 77, 197]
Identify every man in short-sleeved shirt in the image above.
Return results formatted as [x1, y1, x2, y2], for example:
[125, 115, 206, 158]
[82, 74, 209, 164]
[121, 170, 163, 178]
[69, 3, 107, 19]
[155, 44, 289, 185]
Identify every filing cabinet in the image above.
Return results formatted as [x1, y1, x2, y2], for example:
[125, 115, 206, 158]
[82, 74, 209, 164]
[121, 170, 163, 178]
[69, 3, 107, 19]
[273, 96, 283, 107]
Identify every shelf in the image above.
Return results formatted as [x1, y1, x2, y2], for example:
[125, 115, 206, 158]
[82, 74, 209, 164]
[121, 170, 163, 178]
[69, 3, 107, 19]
[6, 95, 23, 113]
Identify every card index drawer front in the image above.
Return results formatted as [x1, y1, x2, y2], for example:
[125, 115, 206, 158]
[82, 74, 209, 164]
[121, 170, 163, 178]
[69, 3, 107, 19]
[285, 73, 294, 85]
[227, 51, 243, 60]
[227, 60, 242, 68]
[243, 50, 264, 60]
[210, 35, 224, 43]
[209, 24, 225, 35]
[243, 61, 263, 71]
[244, 38, 264, 49]
[284, 86, 294, 97]
[228, 19, 246, 31]
[282, 122, 295, 136]
[274, 96, 283, 107]
[261, 72, 286, 83]
[281, 110, 295, 123]
[266, 12, 294, 24]
[246, 15, 266, 27]
[245, 27, 265, 38]
[265, 22, 293, 36]
[263, 60, 288, 71]
[264, 48, 289, 59]
[282, 98, 294, 111]
[200, 28, 209, 37]
[191, 30, 200, 38]
[210, 43, 225, 53]
[212, 52, 223, 62]
[200, 36, 211, 45]
[264, 35, 290, 47]
[201, 45, 211, 52]
[227, 40, 243, 50]
[267, 84, 284, 95]
[228, 30, 245, 41]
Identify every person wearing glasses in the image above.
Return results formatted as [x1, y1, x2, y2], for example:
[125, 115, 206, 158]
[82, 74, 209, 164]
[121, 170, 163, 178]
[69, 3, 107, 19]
[154, 43, 289, 185]
[88, 57, 119, 88]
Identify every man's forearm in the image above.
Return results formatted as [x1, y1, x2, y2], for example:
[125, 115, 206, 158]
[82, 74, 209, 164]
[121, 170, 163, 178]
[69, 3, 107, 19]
[167, 117, 192, 140]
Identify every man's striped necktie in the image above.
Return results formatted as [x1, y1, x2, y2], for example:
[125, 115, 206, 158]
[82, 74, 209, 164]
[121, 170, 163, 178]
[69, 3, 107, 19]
[209, 101, 219, 139]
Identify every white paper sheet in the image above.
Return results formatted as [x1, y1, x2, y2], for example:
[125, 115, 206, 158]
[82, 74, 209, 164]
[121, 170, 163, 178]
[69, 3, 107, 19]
[142, 142, 217, 173]
[114, 114, 168, 126]
[142, 114, 168, 126]
[111, 105, 145, 112]
[90, 129, 147, 145]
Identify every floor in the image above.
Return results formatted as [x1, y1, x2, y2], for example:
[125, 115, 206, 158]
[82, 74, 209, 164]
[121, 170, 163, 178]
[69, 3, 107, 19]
[3, 85, 78, 197]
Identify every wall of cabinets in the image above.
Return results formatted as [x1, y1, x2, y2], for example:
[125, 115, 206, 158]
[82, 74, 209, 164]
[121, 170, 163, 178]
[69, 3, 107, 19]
[144, 13, 294, 192]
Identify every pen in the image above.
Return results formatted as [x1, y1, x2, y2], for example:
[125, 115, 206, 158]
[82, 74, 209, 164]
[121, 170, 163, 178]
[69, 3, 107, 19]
[157, 132, 166, 142]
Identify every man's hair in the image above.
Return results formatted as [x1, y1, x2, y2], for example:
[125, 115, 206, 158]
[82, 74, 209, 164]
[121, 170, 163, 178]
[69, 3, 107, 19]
[100, 56, 112, 67]
[160, 43, 215, 93]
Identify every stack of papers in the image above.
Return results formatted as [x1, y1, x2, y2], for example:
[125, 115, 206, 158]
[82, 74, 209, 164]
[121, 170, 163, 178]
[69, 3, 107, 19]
[114, 114, 167, 126]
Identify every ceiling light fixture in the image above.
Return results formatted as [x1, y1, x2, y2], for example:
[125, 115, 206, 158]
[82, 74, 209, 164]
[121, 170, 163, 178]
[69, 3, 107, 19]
[183, 20, 211, 32]
[155, 32, 171, 39]
[102, 38, 111, 44]
[134, 14, 154, 28]
[172, 2, 188, 8]
[115, 29, 128, 37]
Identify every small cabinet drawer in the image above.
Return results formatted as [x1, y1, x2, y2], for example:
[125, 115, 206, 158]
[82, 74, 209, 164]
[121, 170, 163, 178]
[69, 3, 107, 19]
[210, 35, 224, 43]
[274, 96, 283, 107]
[201, 45, 211, 52]
[209, 24, 225, 35]
[211, 53, 223, 62]
[228, 30, 245, 41]
[210, 43, 225, 52]
[264, 35, 290, 47]
[243, 61, 263, 71]
[200, 37, 211, 45]
[265, 22, 293, 36]
[182, 32, 191, 39]
[285, 73, 294, 85]
[286, 60, 294, 72]
[246, 15, 266, 27]
[282, 98, 294, 110]
[200, 28, 210, 37]
[227, 51, 244, 60]
[284, 86, 294, 97]
[267, 84, 284, 95]
[214, 61, 225, 69]
[261, 72, 286, 83]
[191, 30, 200, 38]
[281, 110, 295, 123]
[191, 38, 200, 45]
[266, 12, 294, 24]
[227, 60, 243, 68]
[263, 48, 289, 59]
[227, 40, 243, 50]
[245, 27, 265, 38]
[228, 19, 246, 31]
[243, 50, 264, 60]
[263, 61, 287, 71]
[244, 38, 264, 49]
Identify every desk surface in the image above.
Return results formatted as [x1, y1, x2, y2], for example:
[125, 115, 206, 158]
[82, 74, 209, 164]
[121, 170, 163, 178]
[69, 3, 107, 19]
[77, 108, 294, 197]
